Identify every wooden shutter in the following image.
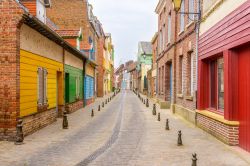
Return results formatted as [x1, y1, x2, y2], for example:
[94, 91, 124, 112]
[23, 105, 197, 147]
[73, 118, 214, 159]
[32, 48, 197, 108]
[37, 67, 44, 105]
[43, 68, 48, 104]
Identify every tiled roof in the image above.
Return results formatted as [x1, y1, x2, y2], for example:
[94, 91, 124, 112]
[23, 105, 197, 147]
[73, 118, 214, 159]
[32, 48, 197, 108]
[55, 29, 80, 38]
[139, 41, 152, 55]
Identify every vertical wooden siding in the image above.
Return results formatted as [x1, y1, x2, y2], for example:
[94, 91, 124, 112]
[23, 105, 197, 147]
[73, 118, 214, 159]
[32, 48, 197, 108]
[65, 65, 83, 103]
[20, 50, 63, 117]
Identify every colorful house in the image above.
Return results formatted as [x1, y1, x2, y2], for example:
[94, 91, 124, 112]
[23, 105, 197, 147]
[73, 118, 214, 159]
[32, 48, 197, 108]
[56, 29, 85, 113]
[0, 0, 89, 139]
[197, 0, 250, 152]
[47, 0, 98, 106]
[136, 42, 153, 94]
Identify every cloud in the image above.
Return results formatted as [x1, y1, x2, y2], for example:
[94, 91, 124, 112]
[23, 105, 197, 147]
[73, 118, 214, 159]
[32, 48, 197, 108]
[88, 0, 158, 68]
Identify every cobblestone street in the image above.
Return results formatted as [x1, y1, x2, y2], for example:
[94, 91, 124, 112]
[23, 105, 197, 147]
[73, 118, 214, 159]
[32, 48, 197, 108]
[0, 91, 250, 166]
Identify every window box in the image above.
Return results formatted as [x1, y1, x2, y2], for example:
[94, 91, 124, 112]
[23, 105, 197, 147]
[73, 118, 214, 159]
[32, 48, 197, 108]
[185, 21, 194, 29]
[185, 95, 193, 101]
[177, 94, 183, 99]
[178, 30, 184, 36]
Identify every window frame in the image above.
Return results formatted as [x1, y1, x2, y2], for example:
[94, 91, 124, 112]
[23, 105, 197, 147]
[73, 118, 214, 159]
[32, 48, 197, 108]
[180, 0, 185, 32]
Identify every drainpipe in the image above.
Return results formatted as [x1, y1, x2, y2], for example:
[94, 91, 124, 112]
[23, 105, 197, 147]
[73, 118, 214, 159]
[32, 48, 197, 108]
[195, 0, 201, 109]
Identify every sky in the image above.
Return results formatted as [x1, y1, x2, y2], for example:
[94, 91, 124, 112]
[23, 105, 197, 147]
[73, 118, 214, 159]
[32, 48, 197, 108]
[88, 0, 158, 68]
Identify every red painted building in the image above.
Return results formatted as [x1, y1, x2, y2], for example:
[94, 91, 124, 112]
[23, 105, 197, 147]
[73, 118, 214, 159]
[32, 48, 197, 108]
[197, 0, 250, 152]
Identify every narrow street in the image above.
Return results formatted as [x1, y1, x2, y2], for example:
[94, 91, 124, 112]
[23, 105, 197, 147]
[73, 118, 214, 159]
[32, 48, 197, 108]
[0, 91, 249, 166]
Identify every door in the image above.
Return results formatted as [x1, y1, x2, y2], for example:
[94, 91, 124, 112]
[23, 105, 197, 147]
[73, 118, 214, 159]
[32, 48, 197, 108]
[238, 43, 250, 152]
[65, 73, 70, 103]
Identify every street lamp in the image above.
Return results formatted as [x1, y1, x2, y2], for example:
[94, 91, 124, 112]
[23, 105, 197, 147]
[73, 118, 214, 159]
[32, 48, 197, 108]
[172, 0, 182, 12]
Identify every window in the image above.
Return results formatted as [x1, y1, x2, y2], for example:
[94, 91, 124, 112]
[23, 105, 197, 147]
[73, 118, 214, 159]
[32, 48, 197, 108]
[209, 60, 217, 108]
[162, 24, 165, 49]
[159, 30, 162, 52]
[187, 53, 194, 96]
[209, 57, 224, 111]
[180, 0, 185, 32]
[188, 0, 194, 23]
[37, 67, 48, 106]
[159, 68, 161, 93]
[167, 13, 171, 43]
[179, 56, 183, 94]
[218, 58, 224, 110]
[162, 66, 164, 93]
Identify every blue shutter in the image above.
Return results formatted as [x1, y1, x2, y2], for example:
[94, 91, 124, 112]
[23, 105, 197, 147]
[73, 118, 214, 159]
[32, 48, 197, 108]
[84, 76, 94, 99]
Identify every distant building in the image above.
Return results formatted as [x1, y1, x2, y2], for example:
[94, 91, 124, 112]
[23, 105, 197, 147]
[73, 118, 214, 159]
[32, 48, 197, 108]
[136, 42, 153, 94]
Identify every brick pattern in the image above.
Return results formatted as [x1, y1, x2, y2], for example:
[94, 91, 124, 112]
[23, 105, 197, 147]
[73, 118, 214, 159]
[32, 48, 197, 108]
[197, 113, 239, 146]
[0, 0, 24, 141]
[22, 108, 57, 137]
[65, 100, 84, 114]
[97, 38, 104, 97]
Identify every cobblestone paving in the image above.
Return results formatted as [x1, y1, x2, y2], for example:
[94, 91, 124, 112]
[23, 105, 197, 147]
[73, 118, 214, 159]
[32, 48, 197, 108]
[0, 91, 250, 166]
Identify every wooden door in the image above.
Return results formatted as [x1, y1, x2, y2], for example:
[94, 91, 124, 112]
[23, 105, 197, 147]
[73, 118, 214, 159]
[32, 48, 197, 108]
[238, 43, 250, 152]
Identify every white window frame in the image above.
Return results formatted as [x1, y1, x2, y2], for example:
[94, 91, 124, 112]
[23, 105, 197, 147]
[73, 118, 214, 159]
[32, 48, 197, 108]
[188, 0, 195, 23]
[167, 14, 171, 43]
[180, 0, 185, 32]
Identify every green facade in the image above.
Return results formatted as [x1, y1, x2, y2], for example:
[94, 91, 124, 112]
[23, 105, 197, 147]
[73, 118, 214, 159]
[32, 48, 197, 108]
[65, 65, 83, 104]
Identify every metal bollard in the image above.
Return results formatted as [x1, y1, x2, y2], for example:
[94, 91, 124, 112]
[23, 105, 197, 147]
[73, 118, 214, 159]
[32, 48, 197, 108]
[192, 153, 197, 166]
[158, 112, 161, 121]
[91, 109, 94, 117]
[165, 119, 170, 130]
[177, 130, 183, 146]
[15, 119, 24, 145]
[105, 99, 107, 104]
[146, 98, 149, 107]
[143, 99, 146, 104]
[98, 105, 101, 111]
[152, 104, 157, 115]
[63, 111, 68, 129]
[102, 102, 104, 108]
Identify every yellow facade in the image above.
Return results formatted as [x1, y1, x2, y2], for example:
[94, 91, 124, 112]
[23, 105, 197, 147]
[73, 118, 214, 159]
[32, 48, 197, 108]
[20, 50, 63, 117]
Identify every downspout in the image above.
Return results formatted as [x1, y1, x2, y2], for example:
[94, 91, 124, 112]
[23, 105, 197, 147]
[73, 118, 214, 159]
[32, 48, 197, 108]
[83, 59, 86, 107]
[195, 0, 201, 109]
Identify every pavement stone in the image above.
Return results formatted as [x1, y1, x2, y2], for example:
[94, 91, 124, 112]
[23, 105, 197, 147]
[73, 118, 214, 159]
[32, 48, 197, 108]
[0, 91, 249, 166]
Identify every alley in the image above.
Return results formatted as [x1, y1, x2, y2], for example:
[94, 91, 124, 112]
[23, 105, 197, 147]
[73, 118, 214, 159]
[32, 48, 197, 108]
[0, 91, 249, 166]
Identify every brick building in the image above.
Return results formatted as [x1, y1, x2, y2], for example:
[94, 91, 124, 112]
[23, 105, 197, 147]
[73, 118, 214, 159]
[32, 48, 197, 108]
[151, 32, 158, 98]
[47, 0, 98, 105]
[155, 0, 197, 122]
[0, 0, 95, 140]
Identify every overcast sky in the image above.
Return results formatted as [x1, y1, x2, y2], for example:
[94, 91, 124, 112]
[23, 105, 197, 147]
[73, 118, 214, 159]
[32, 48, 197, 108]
[88, 0, 158, 68]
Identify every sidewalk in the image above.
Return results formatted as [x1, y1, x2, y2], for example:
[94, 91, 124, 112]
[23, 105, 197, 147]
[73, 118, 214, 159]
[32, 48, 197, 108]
[136, 92, 250, 165]
[0, 93, 116, 166]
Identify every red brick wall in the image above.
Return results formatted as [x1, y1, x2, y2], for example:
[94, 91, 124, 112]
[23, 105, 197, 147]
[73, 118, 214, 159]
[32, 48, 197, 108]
[65, 100, 83, 114]
[20, 0, 36, 16]
[0, 0, 24, 140]
[197, 113, 239, 145]
[97, 37, 104, 97]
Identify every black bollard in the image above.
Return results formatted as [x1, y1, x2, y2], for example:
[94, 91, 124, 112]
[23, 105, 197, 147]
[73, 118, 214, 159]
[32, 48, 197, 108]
[152, 104, 157, 115]
[98, 105, 100, 111]
[63, 111, 68, 129]
[102, 102, 104, 108]
[177, 130, 183, 146]
[105, 99, 107, 104]
[158, 112, 161, 121]
[146, 98, 149, 107]
[91, 109, 94, 117]
[165, 119, 170, 130]
[15, 119, 24, 145]
[192, 153, 197, 166]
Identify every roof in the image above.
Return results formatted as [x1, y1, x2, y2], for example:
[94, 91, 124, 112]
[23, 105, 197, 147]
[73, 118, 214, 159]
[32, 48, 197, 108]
[139, 42, 152, 55]
[55, 29, 80, 38]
